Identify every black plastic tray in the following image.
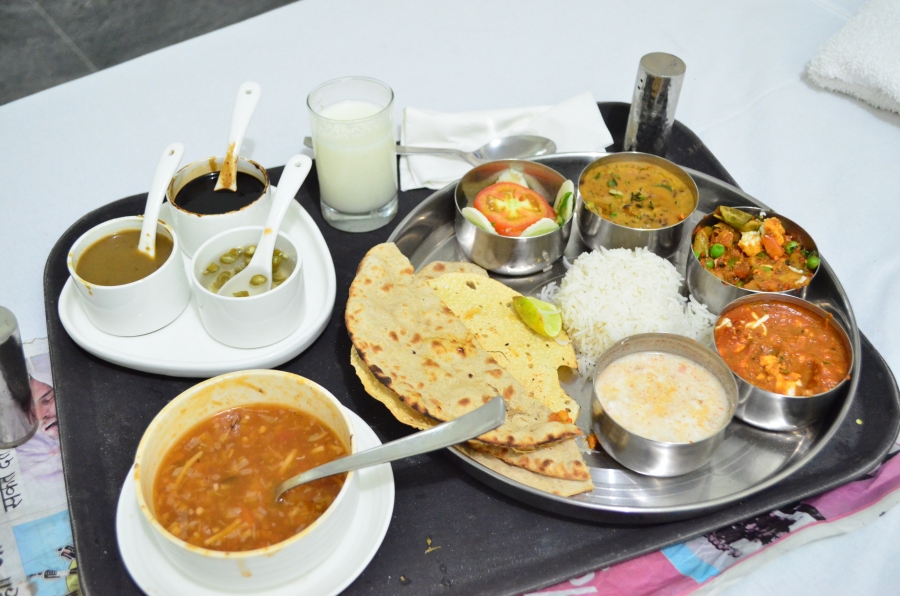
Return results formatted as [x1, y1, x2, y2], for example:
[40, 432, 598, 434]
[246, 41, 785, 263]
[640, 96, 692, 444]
[44, 103, 900, 595]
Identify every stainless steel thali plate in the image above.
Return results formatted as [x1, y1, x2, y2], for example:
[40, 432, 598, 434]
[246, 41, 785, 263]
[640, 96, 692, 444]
[388, 153, 861, 523]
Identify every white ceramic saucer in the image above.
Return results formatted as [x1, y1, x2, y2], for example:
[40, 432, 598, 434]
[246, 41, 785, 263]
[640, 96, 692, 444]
[58, 199, 335, 377]
[117, 408, 394, 596]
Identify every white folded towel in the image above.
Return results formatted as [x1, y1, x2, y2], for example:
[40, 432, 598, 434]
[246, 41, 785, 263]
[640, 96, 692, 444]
[808, 0, 900, 115]
[399, 91, 613, 190]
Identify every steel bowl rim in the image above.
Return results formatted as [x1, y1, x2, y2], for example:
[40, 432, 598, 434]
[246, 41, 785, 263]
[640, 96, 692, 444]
[713, 293, 855, 402]
[592, 332, 739, 448]
[687, 205, 821, 297]
[453, 158, 573, 243]
[576, 151, 700, 233]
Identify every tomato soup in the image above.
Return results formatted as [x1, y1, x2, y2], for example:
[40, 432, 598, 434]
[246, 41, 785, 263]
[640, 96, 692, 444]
[714, 301, 850, 397]
[152, 404, 347, 552]
[580, 161, 695, 229]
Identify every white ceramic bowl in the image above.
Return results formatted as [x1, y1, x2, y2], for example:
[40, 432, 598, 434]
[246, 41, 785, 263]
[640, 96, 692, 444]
[166, 156, 272, 257]
[66, 216, 191, 336]
[190, 226, 305, 348]
[133, 370, 359, 592]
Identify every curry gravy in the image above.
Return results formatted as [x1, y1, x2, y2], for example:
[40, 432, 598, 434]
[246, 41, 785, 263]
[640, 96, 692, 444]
[75, 229, 173, 286]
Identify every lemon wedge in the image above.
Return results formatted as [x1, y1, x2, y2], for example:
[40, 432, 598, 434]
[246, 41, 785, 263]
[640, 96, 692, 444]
[512, 296, 563, 338]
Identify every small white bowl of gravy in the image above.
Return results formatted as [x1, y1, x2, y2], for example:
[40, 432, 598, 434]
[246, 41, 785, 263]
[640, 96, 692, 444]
[66, 216, 190, 336]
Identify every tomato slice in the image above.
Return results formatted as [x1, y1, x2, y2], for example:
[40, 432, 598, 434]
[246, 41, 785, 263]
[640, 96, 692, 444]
[472, 182, 556, 237]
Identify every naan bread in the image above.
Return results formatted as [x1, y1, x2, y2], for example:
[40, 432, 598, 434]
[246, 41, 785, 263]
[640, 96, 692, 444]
[427, 273, 579, 418]
[457, 445, 593, 497]
[346, 243, 580, 449]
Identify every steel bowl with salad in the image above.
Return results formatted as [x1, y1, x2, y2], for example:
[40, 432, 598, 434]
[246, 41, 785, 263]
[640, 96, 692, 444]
[454, 159, 574, 275]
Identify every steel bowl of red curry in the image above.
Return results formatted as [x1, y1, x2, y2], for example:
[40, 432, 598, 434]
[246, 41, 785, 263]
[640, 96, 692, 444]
[713, 294, 853, 431]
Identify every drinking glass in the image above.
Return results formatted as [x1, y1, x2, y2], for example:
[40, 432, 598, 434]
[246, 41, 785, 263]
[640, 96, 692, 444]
[307, 77, 398, 232]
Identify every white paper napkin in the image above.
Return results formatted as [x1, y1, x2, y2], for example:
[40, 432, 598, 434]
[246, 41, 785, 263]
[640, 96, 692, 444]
[808, 0, 900, 115]
[399, 91, 614, 190]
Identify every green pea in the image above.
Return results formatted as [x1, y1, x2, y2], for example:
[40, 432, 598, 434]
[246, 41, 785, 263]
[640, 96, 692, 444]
[709, 243, 725, 258]
[244, 245, 256, 257]
[806, 254, 820, 270]
[215, 271, 232, 286]
[249, 274, 268, 286]
[785, 241, 799, 254]
[203, 262, 220, 275]
[704, 259, 714, 269]
[219, 253, 236, 264]
[272, 254, 283, 267]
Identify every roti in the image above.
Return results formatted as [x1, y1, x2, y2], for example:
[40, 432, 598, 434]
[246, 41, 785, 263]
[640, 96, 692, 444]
[415, 261, 488, 280]
[346, 243, 581, 449]
[352, 346, 591, 483]
[457, 445, 593, 497]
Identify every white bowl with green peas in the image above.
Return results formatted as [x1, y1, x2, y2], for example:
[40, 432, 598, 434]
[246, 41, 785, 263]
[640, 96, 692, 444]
[191, 226, 304, 348]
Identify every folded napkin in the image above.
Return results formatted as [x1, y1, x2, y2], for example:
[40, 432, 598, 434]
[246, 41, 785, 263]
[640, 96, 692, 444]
[399, 91, 613, 190]
[808, 0, 900, 115]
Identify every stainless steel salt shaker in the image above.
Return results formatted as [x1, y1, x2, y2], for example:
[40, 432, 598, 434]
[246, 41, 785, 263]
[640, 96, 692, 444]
[623, 53, 686, 156]
[0, 307, 38, 448]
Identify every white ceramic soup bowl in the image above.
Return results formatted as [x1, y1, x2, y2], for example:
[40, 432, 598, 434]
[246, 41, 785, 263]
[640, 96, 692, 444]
[66, 216, 191, 336]
[166, 156, 272, 257]
[190, 226, 305, 348]
[133, 370, 359, 592]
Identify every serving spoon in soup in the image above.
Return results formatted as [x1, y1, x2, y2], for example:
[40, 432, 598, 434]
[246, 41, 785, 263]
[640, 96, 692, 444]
[137, 142, 185, 259]
[274, 395, 506, 501]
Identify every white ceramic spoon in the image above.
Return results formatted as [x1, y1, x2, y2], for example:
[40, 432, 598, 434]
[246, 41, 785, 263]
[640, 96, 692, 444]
[214, 81, 261, 191]
[137, 142, 185, 259]
[218, 154, 313, 297]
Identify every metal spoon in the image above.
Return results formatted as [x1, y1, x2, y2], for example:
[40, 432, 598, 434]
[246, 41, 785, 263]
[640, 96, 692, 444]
[218, 154, 312, 297]
[137, 142, 184, 259]
[274, 395, 506, 501]
[303, 134, 556, 166]
[214, 81, 261, 191]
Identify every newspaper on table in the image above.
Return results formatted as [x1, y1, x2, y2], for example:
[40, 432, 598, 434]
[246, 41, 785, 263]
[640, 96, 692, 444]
[0, 338, 79, 596]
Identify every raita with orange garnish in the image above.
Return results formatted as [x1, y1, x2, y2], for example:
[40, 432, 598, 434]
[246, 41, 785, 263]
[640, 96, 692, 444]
[152, 404, 347, 552]
[714, 300, 850, 397]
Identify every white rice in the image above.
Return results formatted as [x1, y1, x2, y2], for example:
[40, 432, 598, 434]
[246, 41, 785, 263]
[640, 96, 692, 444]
[539, 248, 716, 376]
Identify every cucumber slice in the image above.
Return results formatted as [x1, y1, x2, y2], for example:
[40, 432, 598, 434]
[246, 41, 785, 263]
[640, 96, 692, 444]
[520, 218, 560, 237]
[554, 180, 574, 225]
[461, 207, 498, 234]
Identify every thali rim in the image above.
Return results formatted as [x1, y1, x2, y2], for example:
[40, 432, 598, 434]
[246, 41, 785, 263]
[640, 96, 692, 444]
[387, 151, 861, 519]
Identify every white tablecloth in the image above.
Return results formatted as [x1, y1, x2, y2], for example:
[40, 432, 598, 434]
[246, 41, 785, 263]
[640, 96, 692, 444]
[1, 0, 897, 593]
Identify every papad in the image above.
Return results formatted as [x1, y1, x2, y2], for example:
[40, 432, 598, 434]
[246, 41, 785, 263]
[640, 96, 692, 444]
[346, 243, 580, 449]
[426, 272, 579, 418]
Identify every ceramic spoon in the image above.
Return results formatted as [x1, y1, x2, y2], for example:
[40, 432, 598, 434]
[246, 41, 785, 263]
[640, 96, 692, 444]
[137, 142, 185, 259]
[214, 81, 261, 191]
[218, 154, 313, 297]
[274, 395, 506, 501]
[303, 134, 556, 166]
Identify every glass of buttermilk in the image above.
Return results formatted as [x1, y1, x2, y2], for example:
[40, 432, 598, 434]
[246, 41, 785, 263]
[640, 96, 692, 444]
[307, 77, 398, 232]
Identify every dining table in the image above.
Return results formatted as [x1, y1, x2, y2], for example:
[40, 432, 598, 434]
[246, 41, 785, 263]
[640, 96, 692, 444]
[1, 0, 898, 594]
